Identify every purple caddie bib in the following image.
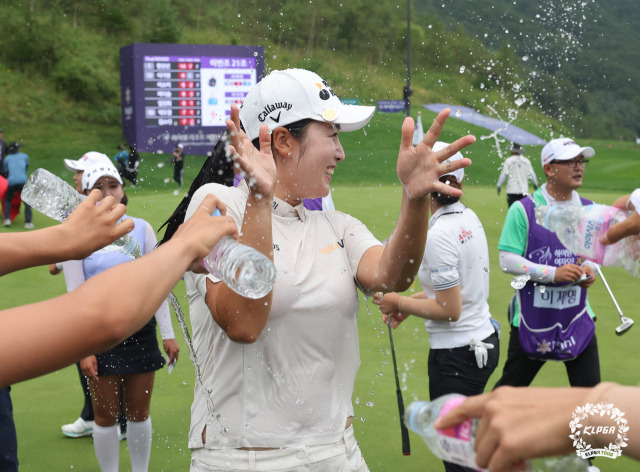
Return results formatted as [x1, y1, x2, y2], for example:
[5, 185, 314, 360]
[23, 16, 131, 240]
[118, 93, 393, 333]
[516, 197, 595, 361]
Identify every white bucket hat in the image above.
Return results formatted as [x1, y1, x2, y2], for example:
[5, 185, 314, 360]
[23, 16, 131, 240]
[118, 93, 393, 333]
[239, 69, 375, 141]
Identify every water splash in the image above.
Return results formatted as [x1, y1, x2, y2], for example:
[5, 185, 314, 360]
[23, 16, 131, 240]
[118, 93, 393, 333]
[510, 274, 531, 289]
[167, 292, 222, 426]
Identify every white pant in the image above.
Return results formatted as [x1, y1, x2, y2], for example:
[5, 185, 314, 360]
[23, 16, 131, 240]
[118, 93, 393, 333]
[190, 425, 370, 472]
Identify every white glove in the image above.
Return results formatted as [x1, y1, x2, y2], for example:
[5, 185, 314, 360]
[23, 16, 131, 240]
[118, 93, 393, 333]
[629, 188, 640, 215]
[469, 339, 494, 369]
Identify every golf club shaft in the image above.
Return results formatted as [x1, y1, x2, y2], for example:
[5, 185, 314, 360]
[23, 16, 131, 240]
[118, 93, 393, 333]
[596, 266, 625, 319]
[387, 317, 411, 455]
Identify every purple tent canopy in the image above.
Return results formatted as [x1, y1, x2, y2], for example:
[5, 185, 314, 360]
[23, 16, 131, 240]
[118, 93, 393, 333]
[424, 104, 547, 146]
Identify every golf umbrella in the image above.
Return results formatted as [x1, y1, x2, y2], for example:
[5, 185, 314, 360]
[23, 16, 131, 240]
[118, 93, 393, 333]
[424, 104, 547, 146]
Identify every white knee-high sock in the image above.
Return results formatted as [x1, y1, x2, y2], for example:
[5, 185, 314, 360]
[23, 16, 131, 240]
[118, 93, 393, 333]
[93, 424, 120, 472]
[127, 417, 152, 472]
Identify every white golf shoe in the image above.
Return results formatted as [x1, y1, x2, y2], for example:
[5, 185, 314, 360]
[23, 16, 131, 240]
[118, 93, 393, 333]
[61, 417, 94, 438]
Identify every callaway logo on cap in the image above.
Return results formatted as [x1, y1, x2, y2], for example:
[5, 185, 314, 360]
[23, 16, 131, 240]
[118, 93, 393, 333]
[239, 69, 375, 141]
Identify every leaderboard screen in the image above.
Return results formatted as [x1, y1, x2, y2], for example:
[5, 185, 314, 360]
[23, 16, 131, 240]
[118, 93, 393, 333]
[120, 43, 264, 155]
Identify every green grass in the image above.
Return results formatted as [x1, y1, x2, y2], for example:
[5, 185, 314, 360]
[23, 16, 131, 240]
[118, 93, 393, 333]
[2, 117, 640, 470]
[2, 182, 639, 471]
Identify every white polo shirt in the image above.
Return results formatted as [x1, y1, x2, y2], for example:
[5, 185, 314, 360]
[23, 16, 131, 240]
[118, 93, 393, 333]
[184, 182, 382, 449]
[418, 202, 494, 348]
[498, 154, 538, 195]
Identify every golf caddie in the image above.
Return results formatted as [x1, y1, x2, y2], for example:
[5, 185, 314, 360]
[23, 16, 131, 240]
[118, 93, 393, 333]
[493, 137, 601, 388]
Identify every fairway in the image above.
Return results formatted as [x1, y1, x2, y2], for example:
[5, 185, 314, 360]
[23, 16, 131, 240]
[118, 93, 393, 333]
[2, 181, 639, 471]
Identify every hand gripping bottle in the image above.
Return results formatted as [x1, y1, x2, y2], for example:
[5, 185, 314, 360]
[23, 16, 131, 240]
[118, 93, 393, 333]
[21, 168, 142, 258]
[535, 203, 640, 277]
[404, 394, 590, 472]
[200, 209, 276, 299]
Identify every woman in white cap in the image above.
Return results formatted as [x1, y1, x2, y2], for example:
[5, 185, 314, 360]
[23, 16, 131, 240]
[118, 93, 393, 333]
[64, 162, 180, 472]
[176, 68, 474, 471]
[373, 142, 499, 472]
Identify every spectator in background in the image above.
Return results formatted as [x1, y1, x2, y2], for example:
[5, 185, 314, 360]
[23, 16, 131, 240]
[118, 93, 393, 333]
[3, 142, 32, 229]
[497, 143, 539, 207]
[0, 129, 7, 177]
[113, 144, 130, 178]
[120, 144, 140, 187]
[171, 143, 185, 195]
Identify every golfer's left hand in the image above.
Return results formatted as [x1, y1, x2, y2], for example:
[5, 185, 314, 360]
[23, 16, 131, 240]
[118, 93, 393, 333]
[163, 338, 180, 366]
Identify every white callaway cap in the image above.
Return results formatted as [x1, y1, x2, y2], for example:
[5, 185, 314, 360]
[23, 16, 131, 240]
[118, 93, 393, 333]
[239, 68, 375, 141]
[433, 141, 465, 183]
[64, 151, 112, 172]
[541, 138, 595, 167]
[82, 162, 123, 191]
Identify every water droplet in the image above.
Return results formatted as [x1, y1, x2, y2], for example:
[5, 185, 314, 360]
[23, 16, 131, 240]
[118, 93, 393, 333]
[366, 401, 374, 407]
[510, 274, 531, 289]
[459, 66, 466, 74]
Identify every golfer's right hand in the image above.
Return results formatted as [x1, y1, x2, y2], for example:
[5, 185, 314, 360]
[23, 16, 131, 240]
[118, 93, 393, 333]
[600, 212, 640, 245]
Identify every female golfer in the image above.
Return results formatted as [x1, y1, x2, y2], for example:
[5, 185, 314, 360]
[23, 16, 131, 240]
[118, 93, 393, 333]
[65, 162, 180, 472]
[373, 142, 499, 472]
[180, 69, 474, 471]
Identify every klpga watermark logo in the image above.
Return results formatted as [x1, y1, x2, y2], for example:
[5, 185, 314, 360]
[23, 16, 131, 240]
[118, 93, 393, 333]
[570, 402, 629, 459]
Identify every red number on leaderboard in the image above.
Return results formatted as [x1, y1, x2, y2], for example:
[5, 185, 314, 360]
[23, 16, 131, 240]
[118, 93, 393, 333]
[179, 91, 195, 98]
[178, 81, 195, 88]
[177, 63, 195, 70]
[179, 118, 196, 125]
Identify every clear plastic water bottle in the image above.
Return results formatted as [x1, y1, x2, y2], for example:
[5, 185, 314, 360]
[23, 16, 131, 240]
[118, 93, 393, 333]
[404, 394, 590, 472]
[21, 168, 142, 259]
[535, 204, 640, 277]
[201, 210, 276, 299]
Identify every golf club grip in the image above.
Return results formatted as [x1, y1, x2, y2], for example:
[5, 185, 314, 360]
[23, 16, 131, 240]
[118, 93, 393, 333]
[396, 389, 411, 455]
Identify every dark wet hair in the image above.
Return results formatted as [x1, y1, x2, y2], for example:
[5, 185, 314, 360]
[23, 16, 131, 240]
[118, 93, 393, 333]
[430, 175, 461, 206]
[158, 119, 314, 245]
[158, 132, 235, 245]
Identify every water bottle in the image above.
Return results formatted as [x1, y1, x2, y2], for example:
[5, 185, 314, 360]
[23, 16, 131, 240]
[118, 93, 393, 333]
[21, 168, 142, 259]
[404, 394, 590, 472]
[535, 204, 640, 277]
[201, 210, 276, 299]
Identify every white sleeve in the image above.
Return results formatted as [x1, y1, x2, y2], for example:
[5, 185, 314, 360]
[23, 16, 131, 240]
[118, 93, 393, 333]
[143, 221, 176, 340]
[499, 250, 556, 284]
[629, 188, 640, 214]
[496, 169, 507, 188]
[426, 228, 460, 290]
[62, 260, 86, 292]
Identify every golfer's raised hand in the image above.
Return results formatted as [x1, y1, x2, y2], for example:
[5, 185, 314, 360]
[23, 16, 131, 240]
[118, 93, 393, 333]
[396, 109, 475, 199]
[61, 190, 133, 260]
[226, 104, 277, 199]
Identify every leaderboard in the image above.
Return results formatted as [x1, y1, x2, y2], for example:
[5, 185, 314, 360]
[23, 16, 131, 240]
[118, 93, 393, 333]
[143, 56, 257, 127]
[120, 43, 264, 155]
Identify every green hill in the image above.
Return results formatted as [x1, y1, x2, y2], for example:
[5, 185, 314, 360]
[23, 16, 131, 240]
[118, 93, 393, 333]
[0, 0, 638, 191]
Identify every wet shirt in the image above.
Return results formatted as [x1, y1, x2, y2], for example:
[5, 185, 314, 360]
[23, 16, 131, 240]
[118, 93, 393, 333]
[184, 182, 382, 449]
[417, 202, 494, 348]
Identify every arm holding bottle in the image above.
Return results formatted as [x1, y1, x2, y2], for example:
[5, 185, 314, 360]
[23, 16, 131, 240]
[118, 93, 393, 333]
[600, 189, 640, 245]
[433, 383, 640, 471]
[0, 190, 132, 276]
[0, 194, 237, 388]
